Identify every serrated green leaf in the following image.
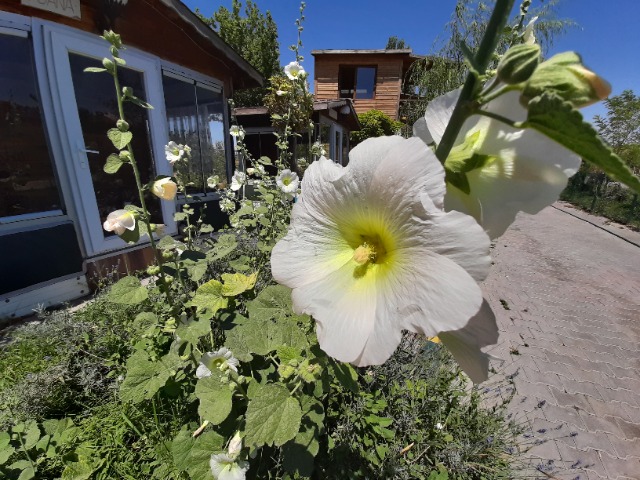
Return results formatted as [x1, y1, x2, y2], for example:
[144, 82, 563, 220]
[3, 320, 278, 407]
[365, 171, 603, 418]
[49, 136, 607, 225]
[195, 372, 233, 425]
[523, 92, 640, 194]
[245, 384, 302, 448]
[175, 317, 211, 346]
[107, 128, 133, 150]
[172, 427, 224, 480]
[246, 285, 293, 321]
[107, 276, 148, 305]
[277, 346, 302, 364]
[132, 312, 159, 334]
[23, 421, 40, 450]
[120, 350, 183, 403]
[157, 235, 178, 250]
[104, 154, 124, 174]
[61, 459, 93, 480]
[221, 272, 257, 297]
[189, 262, 208, 283]
[226, 317, 307, 357]
[229, 256, 251, 271]
[191, 280, 229, 315]
[173, 212, 188, 222]
[282, 394, 324, 476]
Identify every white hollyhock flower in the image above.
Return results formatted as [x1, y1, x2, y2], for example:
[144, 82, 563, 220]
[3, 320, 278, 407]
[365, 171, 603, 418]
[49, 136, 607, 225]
[271, 136, 492, 372]
[207, 175, 220, 189]
[151, 178, 178, 200]
[522, 16, 539, 45]
[210, 453, 249, 480]
[165, 141, 189, 164]
[416, 89, 581, 239]
[196, 348, 240, 378]
[276, 169, 300, 194]
[276, 89, 287, 96]
[103, 209, 136, 235]
[229, 125, 245, 140]
[230, 171, 246, 191]
[284, 61, 305, 80]
[436, 422, 444, 430]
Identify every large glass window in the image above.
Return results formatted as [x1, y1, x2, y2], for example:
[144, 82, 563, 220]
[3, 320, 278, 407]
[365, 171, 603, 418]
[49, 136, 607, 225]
[0, 32, 60, 220]
[338, 66, 376, 100]
[162, 73, 226, 195]
[68, 53, 161, 235]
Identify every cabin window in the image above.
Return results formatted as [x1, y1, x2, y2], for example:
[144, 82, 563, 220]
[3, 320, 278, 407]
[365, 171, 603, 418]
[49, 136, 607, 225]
[338, 66, 376, 100]
[0, 31, 61, 221]
[162, 72, 227, 196]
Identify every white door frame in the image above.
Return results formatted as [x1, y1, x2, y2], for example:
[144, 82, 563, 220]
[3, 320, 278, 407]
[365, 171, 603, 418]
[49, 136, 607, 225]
[37, 21, 175, 257]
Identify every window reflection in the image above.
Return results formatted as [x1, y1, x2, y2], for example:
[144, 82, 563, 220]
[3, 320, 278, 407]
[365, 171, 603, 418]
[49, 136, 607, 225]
[0, 33, 60, 219]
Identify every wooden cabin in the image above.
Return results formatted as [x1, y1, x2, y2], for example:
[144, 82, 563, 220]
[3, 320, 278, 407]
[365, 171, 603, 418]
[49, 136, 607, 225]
[312, 49, 425, 121]
[0, 0, 262, 318]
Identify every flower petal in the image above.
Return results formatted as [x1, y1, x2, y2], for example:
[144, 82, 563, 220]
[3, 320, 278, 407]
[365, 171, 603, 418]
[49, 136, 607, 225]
[412, 116, 433, 145]
[439, 299, 498, 383]
[425, 88, 461, 144]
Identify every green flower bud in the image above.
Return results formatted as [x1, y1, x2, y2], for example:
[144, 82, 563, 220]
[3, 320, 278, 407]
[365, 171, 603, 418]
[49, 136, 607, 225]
[119, 150, 131, 162]
[162, 250, 174, 260]
[102, 58, 115, 74]
[522, 51, 611, 108]
[117, 119, 129, 132]
[146, 265, 160, 275]
[102, 30, 122, 49]
[122, 86, 133, 98]
[497, 44, 540, 85]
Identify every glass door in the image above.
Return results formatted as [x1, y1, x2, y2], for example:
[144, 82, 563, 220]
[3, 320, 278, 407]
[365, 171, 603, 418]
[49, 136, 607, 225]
[44, 25, 173, 255]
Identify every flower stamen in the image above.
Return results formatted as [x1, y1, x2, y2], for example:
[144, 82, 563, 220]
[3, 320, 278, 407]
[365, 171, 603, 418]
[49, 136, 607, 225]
[353, 243, 375, 265]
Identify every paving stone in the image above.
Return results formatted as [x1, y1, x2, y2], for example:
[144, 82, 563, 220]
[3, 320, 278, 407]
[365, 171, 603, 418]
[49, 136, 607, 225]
[571, 427, 617, 457]
[555, 441, 609, 479]
[599, 451, 640, 479]
[614, 416, 640, 441]
[605, 433, 640, 460]
[578, 412, 626, 438]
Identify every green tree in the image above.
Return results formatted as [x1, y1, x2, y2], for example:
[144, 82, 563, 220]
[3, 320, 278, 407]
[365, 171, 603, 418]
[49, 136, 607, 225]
[351, 110, 404, 146]
[594, 90, 640, 170]
[197, 0, 280, 107]
[399, 0, 575, 127]
[386, 36, 410, 50]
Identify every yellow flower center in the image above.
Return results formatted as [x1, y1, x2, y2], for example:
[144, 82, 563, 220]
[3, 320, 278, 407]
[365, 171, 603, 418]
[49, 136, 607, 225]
[352, 236, 387, 266]
[283, 177, 291, 186]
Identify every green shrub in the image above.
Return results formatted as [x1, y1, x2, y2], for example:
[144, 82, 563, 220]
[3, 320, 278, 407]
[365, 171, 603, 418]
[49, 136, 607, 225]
[350, 110, 405, 146]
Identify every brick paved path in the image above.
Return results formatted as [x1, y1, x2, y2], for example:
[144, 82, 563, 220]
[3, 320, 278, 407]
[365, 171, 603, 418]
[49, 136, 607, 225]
[482, 203, 640, 479]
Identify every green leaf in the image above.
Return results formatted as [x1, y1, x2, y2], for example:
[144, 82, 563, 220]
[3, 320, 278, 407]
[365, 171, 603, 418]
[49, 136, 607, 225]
[132, 312, 159, 335]
[523, 92, 640, 194]
[226, 317, 307, 357]
[221, 272, 258, 297]
[127, 95, 154, 109]
[191, 280, 229, 315]
[329, 361, 359, 394]
[282, 395, 324, 476]
[246, 285, 294, 322]
[107, 276, 148, 305]
[103, 154, 124, 174]
[188, 262, 208, 283]
[173, 212, 188, 222]
[0, 445, 15, 465]
[83, 67, 107, 73]
[175, 317, 211, 346]
[61, 459, 94, 480]
[107, 128, 133, 150]
[17, 466, 36, 480]
[195, 372, 233, 425]
[172, 427, 224, 480]
[157, 235, 178, 250]
[23, 421, 40, 450]
[244, 384, 302, 448]
[120, 350, 183, 403]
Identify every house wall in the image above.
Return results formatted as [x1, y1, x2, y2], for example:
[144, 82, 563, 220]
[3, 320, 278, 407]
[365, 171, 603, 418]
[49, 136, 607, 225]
[314, 54, 404, 120]
[0, 0, 235, 93]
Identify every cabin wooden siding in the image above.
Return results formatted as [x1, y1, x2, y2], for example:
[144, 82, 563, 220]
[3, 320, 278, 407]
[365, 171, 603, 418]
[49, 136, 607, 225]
[314, 54, 404, 120]
[0, 0, 252, 93]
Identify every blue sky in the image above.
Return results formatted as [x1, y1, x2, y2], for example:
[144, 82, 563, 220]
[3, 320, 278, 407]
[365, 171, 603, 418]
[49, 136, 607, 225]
[184, 0, 640, 121]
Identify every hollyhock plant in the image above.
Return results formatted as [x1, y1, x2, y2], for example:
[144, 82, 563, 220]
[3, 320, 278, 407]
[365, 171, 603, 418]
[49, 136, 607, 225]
[229, 125, 245, 140]
[271, 136, 496, 380]
[415, 89, 582, 239]
[103, 209, 136, 235]
[209, 453, 249, 480]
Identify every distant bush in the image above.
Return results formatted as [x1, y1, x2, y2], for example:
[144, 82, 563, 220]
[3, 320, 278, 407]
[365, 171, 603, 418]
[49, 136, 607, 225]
[351, 110, 404, 146]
